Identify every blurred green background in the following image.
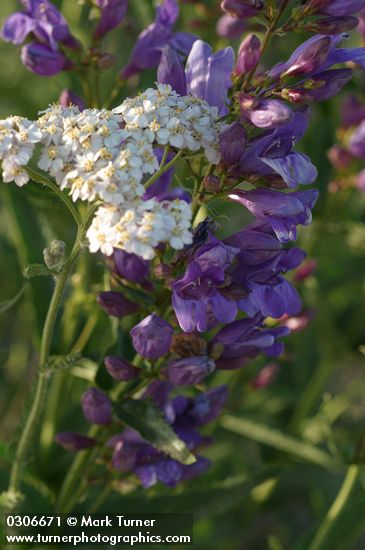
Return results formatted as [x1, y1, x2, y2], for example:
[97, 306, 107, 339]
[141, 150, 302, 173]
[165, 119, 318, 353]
[1, 1, 365, 549]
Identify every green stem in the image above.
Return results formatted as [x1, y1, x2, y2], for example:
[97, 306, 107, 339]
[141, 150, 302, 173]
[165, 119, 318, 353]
[309, 465, 361, 550]
[144, 150, 183, 189]
[8, 227, 84, 494]
[244, 0, 290, 90]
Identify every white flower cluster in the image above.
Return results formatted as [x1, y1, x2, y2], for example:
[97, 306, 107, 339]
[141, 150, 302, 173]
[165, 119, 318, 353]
[87, 198, 193, 259]
[0, 84, 222, 259]
[0, 116, 42, 187]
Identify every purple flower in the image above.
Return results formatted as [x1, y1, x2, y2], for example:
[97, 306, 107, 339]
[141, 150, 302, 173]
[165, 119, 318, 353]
[238, 276, 302, 318]
[241, 98, 292, 129]
[111, 249, 150, 284]
[356, 168, 365, 191]
[291, 68, 353, 103]
[172, 235, 240, 332]
[131, 314, 173, 359]
[315, 0, 365, 17]
[1, 13, 36, 45]
[216, 14, 247, 38]
[232, 107, 317, 188]
[157, 45, 187, 96]
[228, 188, 319, 243]
[341, 95, 365, 127]
[235, 34, 261, 75]
[94, 0, 128, 39]
[305, 16, 359, 35]
[269, 35, 333, 79]
[59, 89, 85, 111]
[104, 356, 140, 381]
[220, 0, 262, 19]
[81, 388, 112, 425]
[164, 356, 215, 386]
[186, 385, 228, 425]
[97, 290, 139, 318]
[55, 432, 97, 452]
[2, 0, 79, 52]
[212, 315, 290, 369]
[21, 42, 69, 76]
[121, 0, 196, 79]
[219, 122, 247, 164]
[185, 40, 234, 115]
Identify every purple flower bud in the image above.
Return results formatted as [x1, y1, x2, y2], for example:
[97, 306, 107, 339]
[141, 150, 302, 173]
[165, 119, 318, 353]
[349, 120, 365, 157]
[216, 14, 247, 38]
[305, 16, 359, 35]
[21, 42, 69, 76]
[157, 45, 187, 96]
[94, 0, 128, 39]
[55, 432, 97, 452]
[203, 175, 221, 193]
[131, 314, 173, 360]
[81, 388, 112, 425]
[315, 0, 365, 17]
[104, 356, 140, 381]
[221, 0, 262, 19]
[219, 122, 247, 164]
[59, 89, 86, 111]
[241, 99, 292, 129]
[235, 34, 261, 75]
[305, 68, 353, 101]
[191, 385, 228, 425]
[97, 291, 139, 318]
[165, 356, 215, 386]
[112, 249, 150, 283]
[251, 363, 280, 389]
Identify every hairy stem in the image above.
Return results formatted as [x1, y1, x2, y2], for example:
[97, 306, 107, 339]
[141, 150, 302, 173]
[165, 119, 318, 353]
[8, 203, 96, 497]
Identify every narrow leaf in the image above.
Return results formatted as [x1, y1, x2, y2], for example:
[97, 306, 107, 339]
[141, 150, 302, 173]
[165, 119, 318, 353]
[221, 415, 341, 471]
[115, 399, 196, 465]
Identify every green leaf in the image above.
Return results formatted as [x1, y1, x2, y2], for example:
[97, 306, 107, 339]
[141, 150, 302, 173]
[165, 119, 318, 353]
[0, 285, 27, 314]
[221, 415, 341, 471]
[115, 399, 196, 465]
[23, 263, 52, 279]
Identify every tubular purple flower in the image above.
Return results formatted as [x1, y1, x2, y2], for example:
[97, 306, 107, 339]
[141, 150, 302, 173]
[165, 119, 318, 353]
[112, 249, 150, 284]
[296, 68, 353, 102]
[97, 290, 139, 318]
[341, 95, 365, 127]
[235, 34, 261, 76]
[1, 13, 36, 45]
[219, 122, 247, 164]
[20, 42, 69, 76]
[81, 388, 112, 425]
[269, 35, 334, 79]
[131, 314, 173, 360]
[59, 89, 86, 111]
[104, 356, 140, 381]
[221, 0, 262, 19]
[157, 45, 187, 96]
[228, 188, 319, 242]
[185, 40, 235, 115]
[314, 0, 365, 16]
[305, 16, 359, 35]
[164, 356, 215, 386]
[55, 432, 97, 452]
[241, 99, 292, 129]
[121, 0, 196, 79]
[189, 385, 228, 424]
[216, 14, 247, 38]
[94, 0, 128, 39]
